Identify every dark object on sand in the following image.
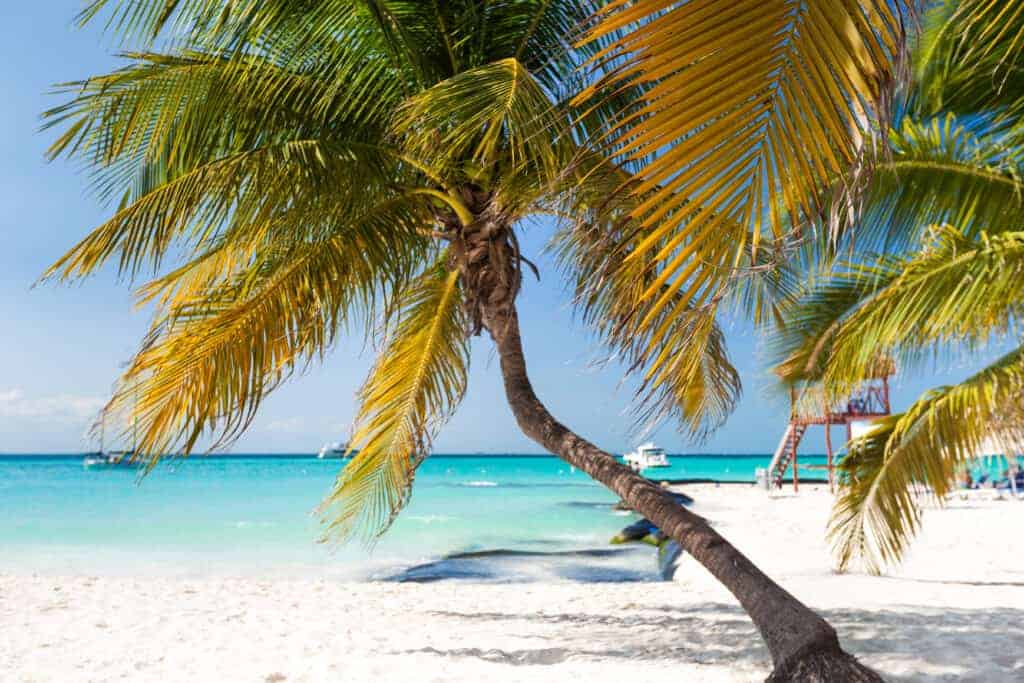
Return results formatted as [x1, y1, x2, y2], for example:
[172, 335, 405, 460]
[611, 492, 692, 579]
[610, 518, 659, 544]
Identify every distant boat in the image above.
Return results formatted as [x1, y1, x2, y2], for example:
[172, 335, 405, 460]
[82, 450, 138, 469]
[317, 441, 358, 459]
[623, 442, 671, 471]
[82, 401, 141, 470]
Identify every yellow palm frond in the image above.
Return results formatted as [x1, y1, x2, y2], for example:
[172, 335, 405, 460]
[830, 344, 1024, 573]
[320, 262, 470, 543]
[578, 0, 909, 331]
[106, 226, 414, 464]
[44, 139, 393, 280]
[551, 161, 741, 439]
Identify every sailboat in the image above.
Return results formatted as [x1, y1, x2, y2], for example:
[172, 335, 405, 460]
[82, 407, 140, 469]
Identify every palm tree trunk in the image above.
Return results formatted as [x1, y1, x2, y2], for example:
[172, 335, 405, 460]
[481, 301, 883, 682]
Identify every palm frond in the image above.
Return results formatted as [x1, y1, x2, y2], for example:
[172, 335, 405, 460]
[78, 0, 247, 43]
[830, 343, 1024, 573]
[135, 192, 432, 313]
[42, 47, 415, 281]
[577, 0, 910, 331]
[104, 214, 425, 465]
[825, 115, 1024, 257]
[821, 228, 1024, 396]
[914, 0, 1024, 123]
[393, 58, 569, 187]
[770, 258, 900, 385]
[319, 262, 469, 543]
[44, 137, 403, 281]
[551, 165, 741, 439]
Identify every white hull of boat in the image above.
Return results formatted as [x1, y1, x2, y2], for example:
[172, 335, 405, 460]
[317, 442, 358, 459]
[82, 452, 137, 468]
[622, 442, 671, 470]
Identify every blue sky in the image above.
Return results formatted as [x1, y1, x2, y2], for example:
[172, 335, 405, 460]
[0, 3, 996, 455]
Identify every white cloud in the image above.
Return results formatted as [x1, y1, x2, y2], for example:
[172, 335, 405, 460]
[0, 388, 106, 423]
[0, 389, 22, 403]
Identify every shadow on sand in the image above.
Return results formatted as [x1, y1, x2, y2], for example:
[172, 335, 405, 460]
[380, 546, 653, 583]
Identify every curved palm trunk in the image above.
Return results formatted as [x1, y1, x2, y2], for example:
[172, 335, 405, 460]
[447, 206, 882, 680]
[480, 302, 882, 682]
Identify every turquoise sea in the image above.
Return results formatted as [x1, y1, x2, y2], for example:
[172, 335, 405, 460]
[0, 453, 847, 581]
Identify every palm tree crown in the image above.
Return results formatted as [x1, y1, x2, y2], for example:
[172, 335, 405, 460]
[47, 2, 917, 679]
[46, 0, 606, 539]
[47, 0, 743, 542]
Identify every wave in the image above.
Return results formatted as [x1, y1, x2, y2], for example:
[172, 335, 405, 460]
[441, 481, 599, 490]
[407, 514, 455, 524]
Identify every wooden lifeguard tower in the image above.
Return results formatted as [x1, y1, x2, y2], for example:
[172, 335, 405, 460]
[769, 359, 895, 492]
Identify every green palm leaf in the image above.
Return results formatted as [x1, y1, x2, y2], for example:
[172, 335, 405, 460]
[821, 229, 1024, 397]
[914, 0, 1024, 125]
[319, 261, 470, 543]
[393, 58, 571, 192]
[830, 344, 1024, 573]
[45, 138, 405, 281]
[43, 48, 411, 280]
[771, 257, 899, 386]
[825, 115, 1024, 257]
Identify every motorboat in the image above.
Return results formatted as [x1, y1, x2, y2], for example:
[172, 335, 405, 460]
[622, 442, 670, 470]
[318, 441, 357, 459]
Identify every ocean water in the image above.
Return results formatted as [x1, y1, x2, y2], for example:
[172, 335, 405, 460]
[1, 453, 831, 581]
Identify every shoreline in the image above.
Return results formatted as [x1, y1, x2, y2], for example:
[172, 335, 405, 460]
[2, 485, 1022, 681]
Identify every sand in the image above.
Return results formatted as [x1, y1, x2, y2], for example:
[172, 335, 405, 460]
[1, 484, 1022, 682]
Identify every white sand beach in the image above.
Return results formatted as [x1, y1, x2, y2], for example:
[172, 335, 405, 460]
[2, 484, 1022, 682]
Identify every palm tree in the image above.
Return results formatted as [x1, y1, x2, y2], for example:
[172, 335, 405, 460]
[770, 0, 1024, 574]
[45, 2, 911, 680]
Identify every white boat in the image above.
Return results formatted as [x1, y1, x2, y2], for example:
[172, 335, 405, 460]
[82, 452, 108, 468]
[623, 442, 670, 470]
[82, 411, 139, 469]
[317, 441, 357, 459]
[82, 450, 137, 468]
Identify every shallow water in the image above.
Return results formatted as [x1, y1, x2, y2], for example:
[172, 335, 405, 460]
[1, 453, 835, 580]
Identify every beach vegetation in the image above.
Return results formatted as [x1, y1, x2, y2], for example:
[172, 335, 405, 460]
[770, 0, 1024, 574]
[46, 1, 911, 680]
